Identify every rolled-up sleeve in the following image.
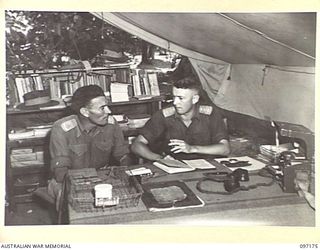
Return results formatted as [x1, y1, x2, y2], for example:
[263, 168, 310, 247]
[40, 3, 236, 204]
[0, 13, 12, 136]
[49, 124, 72, 172]
[210, 111, 229, 143]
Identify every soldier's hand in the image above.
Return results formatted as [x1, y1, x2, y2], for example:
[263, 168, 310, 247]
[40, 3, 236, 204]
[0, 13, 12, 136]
[168, 139, 192, 154]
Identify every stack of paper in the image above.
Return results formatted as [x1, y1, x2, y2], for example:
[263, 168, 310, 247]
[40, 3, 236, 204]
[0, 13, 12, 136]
[10, 149, 45, 168]
[259, 143, 297, 161]
[8, 127, 51, 141]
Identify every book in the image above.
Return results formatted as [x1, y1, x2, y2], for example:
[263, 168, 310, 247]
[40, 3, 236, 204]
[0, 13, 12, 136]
[15, 77, 26, 103]
[142, 73, 151, 95]
[132, 73, 141, 96]
[10, 151, 44, 163]
[153, 156, 216, 174]
[49, 78, 61, 99]
[138, 74, 146, 95]
[11, 160, 44, 168]
[8, 127, 52, 140]
[141, 180, 204, 212]
[11, 148, 33, 155]
[147, 72, 160, 96]
[110, 83, 130, 102]
[10, 153, 37, 162]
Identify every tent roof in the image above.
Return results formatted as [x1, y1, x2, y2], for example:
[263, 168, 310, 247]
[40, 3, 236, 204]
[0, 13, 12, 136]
[95, 12, 316, 66]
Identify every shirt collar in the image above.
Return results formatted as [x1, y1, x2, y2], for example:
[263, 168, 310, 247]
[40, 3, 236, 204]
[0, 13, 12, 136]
[74, 115, 103, 137]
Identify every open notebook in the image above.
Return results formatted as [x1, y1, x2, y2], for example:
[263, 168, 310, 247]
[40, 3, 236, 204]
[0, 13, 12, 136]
[153, 156, 216, 174]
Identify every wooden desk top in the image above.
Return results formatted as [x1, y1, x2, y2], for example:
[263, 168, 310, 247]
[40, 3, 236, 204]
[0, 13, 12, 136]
[67, 161, 315, 226]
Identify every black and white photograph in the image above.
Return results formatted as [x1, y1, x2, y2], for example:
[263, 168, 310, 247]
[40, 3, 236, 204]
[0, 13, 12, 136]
[2, 2, 318, 246]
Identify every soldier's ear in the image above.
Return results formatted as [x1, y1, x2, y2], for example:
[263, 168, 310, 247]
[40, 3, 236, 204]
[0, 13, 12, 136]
[192, 94, 200, 104]
[80, 107, 89, 117]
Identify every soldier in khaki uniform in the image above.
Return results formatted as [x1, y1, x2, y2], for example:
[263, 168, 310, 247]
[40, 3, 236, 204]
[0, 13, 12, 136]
[132, 77, 230, 161]
[48, 85, 130, 208]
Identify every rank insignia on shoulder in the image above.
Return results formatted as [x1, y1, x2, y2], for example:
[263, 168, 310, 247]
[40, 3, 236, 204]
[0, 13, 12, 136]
[199, 105, 213, 115]
[108, 116, 115, 124]
[61, 119, 77, 132]
[162, 106, 175, 117]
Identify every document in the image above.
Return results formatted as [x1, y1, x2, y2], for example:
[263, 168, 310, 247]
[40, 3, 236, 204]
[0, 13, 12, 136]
[183, 159, 216, 170]
[153, 156, 216, 174]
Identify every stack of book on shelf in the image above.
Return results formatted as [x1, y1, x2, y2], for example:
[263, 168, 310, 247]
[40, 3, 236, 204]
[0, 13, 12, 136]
[13, 74, 45, 103]
[131, 69, 160, 99]
[8, 66, 131, 105]
[127, 114, 151, 129]
[8, 124, 52, 141]
[10, 148, 44, 168]
[110, 82, 130, 102]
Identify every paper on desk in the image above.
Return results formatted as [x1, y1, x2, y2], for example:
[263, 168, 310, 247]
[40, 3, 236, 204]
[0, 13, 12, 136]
[153, 158, 215, 174]
[183, 159, 216, 170]
[215, 156, 266, 171]
[125, 167, 152, 176]
[153, 162, 194, 174]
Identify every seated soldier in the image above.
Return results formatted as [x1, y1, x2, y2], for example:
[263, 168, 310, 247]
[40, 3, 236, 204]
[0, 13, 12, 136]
[48, 85, 130, 208]
[131, 77, 230, 161]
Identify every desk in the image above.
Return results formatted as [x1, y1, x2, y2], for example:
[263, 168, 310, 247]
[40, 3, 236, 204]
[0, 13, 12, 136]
[67, 162, 315, 226]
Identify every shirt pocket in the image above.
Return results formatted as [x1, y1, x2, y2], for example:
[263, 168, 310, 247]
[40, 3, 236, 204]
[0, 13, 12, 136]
[69, 144, 88, 156]
[95, 141, 112, 152]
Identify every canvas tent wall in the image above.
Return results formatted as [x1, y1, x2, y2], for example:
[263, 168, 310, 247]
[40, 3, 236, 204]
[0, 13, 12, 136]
[92, 12, 316, 133]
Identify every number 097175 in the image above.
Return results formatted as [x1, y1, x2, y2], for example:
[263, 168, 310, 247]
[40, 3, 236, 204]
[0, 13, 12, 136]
[300, 244, 318, 248]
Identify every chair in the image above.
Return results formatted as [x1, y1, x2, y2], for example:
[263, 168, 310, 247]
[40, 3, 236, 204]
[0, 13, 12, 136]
[33, 177, 68, 224]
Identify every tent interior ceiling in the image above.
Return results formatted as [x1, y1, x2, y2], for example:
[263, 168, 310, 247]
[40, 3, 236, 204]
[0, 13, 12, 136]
[113, 12, 316, 66]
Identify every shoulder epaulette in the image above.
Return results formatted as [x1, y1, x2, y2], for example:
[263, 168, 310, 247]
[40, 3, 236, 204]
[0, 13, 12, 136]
[162, 107, 175, 117]
[60, 119, 77, 132]
[108, 116, 115, 124]
[199, 105, 213, 115]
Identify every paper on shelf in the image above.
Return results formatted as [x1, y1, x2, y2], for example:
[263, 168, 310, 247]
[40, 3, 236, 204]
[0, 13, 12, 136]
[8, 128, 51, 140]
[11, 160, 44, 168]
[8, 130, 35, 140]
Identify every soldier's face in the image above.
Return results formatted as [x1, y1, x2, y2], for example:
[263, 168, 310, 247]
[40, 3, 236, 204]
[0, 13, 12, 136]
[172, 87, 198, 115]
[86, 96, 111, 126]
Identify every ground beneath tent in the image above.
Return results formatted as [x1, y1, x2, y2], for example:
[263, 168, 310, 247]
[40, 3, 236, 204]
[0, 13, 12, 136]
[5, 201, 54, 226]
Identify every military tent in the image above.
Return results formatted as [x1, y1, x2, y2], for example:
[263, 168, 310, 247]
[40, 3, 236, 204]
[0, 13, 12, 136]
[92, 12, 316, 138]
